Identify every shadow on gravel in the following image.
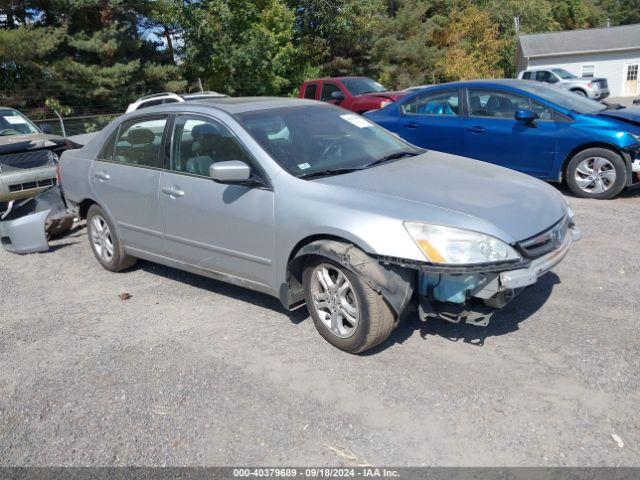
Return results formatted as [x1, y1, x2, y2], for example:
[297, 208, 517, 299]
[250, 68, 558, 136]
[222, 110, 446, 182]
[364, 272, 561, 354]
[131, 258, 559, 354]
[137, 260, 309, 324]
[555, 182, 640, 199]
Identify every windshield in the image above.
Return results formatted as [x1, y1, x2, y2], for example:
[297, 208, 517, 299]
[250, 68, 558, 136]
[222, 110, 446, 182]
[516, 82, 607, 114]
[236, 105, 419, 178]
[341, 77, 387, 95]
[552, 68, 577, 80]
[0, 109, 41, 136]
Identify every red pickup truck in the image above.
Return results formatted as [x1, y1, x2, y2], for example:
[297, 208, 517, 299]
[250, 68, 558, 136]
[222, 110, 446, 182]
[299, 77, 406, 114]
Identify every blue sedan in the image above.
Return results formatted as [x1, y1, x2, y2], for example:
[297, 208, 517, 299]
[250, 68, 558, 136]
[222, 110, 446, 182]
[364, 79, 640, 199]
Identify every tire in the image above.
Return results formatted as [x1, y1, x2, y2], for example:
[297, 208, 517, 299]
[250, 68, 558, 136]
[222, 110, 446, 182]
[566, 147, 627, 199]
[86, 204, 137, 271]
[303, 257, 396, 354]
[571, 89, 587, 97]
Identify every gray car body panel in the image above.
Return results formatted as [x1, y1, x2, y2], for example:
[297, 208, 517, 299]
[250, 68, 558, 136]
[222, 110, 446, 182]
[60, 98, 572, 307]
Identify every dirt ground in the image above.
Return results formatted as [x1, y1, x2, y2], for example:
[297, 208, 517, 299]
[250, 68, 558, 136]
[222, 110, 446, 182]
[1, 186, 639, 466]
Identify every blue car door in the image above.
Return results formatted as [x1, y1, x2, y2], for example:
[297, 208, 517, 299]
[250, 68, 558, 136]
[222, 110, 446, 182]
[397, 89, 466, 155]
[463, 88, 559, 178]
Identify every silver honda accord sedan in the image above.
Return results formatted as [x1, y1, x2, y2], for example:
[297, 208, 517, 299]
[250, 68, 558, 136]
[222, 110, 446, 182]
[60, 97, 579, 353]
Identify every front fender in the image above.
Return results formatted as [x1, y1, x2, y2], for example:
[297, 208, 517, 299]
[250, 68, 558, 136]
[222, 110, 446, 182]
[282, 239, 416, 315]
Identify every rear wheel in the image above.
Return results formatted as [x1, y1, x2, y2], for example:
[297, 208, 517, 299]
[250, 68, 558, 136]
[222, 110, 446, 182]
[86, 204, 136, 271]
[566, 148, 626, 199]
[303, 257, 396, 354]
[571, 89, 587, 97]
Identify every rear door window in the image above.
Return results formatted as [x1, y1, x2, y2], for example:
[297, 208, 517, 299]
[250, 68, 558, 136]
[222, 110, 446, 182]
[522, 71, 532, 80]
[113, 117, 167, 168]
[402, 90, 459, 116]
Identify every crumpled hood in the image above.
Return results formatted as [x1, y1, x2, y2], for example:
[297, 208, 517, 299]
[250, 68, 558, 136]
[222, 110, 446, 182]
[597, 107, 640, 126]
[317, 152, 567, 242]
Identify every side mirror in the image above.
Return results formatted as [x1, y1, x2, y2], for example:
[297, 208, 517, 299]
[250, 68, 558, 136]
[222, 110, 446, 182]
[209, 160, 251, 183]
[41, 123, 53, 134]
[515, 109, 538, 125]
[330, 91, 345, 102]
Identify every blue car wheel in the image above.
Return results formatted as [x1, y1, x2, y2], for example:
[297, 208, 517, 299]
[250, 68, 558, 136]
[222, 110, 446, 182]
[565, 148, 627, 199]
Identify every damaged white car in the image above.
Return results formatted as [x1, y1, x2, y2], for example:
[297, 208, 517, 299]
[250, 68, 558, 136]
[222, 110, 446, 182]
[58, 98, 579, 353]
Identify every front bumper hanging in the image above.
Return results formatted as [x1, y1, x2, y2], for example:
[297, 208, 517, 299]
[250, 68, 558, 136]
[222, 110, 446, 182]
[418, 226, 581, 326]
[0, 186, 74, 254]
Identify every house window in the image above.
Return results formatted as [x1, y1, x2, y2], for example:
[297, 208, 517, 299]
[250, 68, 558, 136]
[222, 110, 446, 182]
[628, 65, 638, 81]
[581, 65, 595, 78]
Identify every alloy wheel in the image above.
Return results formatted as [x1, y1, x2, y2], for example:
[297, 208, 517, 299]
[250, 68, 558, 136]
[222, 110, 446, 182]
[310, 263, 359, 339]
[90, 214, 114, 263]
[574, 157, 616, 194]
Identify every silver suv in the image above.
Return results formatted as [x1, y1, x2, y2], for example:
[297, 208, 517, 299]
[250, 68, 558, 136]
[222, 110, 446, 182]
[59, 98, 578, 353]
[518, 68, 609, 100]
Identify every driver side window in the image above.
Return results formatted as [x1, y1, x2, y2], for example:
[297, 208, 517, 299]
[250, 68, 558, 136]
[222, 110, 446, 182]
[536, 71, 558, 83]
[170, 115, 253, 176]
[321, 83, 341, 101]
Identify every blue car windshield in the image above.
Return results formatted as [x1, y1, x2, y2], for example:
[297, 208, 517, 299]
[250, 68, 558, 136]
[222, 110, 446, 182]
[517, 83, 607, 114]
[236, 105, 419, 178]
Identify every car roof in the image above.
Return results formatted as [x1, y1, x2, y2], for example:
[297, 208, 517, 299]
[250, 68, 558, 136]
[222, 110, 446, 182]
[186, 96, 320, 114]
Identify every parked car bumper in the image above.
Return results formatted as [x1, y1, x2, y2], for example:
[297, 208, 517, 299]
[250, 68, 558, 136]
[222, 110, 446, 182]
[592, 88, 609, 100]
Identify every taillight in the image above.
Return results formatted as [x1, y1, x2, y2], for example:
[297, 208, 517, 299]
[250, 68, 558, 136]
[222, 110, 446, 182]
[587, 82, 593, 88]
[380, 100, 393, 108]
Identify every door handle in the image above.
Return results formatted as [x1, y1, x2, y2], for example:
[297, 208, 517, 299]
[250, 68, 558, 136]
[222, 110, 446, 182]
[402, 121, 420, 129]
[467, 126, 486, 134]
[162, 185, 185, 198]
[93, 171, 110, 181]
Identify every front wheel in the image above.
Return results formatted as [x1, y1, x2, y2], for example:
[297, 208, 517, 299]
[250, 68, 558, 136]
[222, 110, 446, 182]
[566, 148, 626, 199]
[303, 258, 396, 354]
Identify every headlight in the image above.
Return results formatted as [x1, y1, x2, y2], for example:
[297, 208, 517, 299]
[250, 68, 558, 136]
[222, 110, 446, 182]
[404, 222, 522, 265]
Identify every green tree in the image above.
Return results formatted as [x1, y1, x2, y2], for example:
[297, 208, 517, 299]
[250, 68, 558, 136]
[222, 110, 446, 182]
[372, 0, 448, 89]
[289, 0, 386, 77]
[551, 0, 591, 29]
[180, 0, 306, 96]
[435, 2, 509, 80]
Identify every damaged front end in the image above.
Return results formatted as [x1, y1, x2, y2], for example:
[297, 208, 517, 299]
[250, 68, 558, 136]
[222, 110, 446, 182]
[415, 216, 580, 326]
[0, 185, 74, 254]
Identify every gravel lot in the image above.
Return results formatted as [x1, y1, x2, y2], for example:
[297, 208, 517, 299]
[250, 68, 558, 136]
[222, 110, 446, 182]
[1, 186, 639, 467]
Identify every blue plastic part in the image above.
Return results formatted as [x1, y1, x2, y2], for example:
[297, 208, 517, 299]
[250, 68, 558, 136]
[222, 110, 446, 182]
[419, 272, 483, 304]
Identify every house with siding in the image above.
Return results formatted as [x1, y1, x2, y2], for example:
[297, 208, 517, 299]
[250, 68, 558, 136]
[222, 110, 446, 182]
[516, 23, 640, 97]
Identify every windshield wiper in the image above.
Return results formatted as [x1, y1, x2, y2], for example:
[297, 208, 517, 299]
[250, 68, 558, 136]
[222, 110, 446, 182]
[299, 167, 366, 180]
[359, 151, 420, 169]
[299, 151, 420, 179]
